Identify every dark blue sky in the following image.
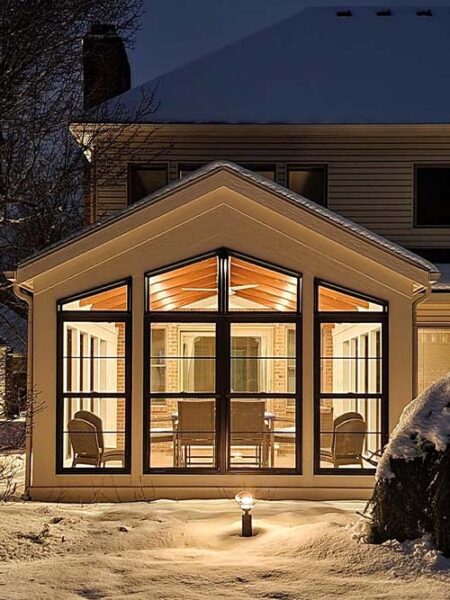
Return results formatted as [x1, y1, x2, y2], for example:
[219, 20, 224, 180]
[129, 1, 450, 86]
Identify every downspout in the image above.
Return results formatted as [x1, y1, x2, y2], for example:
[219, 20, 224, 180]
[12, 283, 33, 500]
[412, 284, 433, 397]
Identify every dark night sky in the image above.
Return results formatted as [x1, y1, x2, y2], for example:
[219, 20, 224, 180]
[128, 0, 450, 86]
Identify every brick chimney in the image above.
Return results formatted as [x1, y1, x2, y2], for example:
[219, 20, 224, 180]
[83, 24, 131, 110]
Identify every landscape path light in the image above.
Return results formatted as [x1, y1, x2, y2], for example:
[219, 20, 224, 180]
[235, 491, 255, 537]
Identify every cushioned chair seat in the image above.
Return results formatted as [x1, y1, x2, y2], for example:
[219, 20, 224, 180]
[274, 427, 296, 443]
[102, 448, 125, 465]
[150, 428, 174, 443]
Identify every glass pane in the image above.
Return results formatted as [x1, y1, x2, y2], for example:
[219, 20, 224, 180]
[149, 323, 216, 392]
[178, 164, 205, 178]
[129, 167, 168, 204]
[319, 398, 382, 469]
[63, 323, 126, 393]
[318, 285, 384, 312]
[241, 165, 275, 181]
[63, 397, 126, 469]
[149, 398, 216, 469]
[320, 323, 382, 394]
[229, 256, 298, 312]
[417, 328, 450, 393]
[288, 168, 325, 205]
[230, 398, 296, 469]
[416, 167, 450, 227]
[61, 284, 128, 311]
[230, 324, 296, 393]
[148, 256, 218, 311]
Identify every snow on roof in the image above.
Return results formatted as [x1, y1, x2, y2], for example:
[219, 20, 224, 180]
[377, 373, 450, 480]
[83, 7, 450, 125]
[18, 161, 439, 278]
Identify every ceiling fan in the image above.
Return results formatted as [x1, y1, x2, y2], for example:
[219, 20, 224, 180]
[182, 284, 258, 295]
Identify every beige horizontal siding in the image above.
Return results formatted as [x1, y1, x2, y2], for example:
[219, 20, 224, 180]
[417, 294, 450, 325]
[93, 126, 450, 248]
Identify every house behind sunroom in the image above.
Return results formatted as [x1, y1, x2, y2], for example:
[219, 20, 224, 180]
[10, 7, 450, 501]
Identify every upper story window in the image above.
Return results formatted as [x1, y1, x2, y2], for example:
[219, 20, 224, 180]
[128, 165, 168, 205]
[178, 163, 276, 182]
[288, 166, 327, 206]
[241, 164, 276, 181]
[415, 165, 450, 227]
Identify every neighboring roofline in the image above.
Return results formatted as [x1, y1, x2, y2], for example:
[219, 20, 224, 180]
[18, 161, 439, 279]
[71, 119, 450, 127]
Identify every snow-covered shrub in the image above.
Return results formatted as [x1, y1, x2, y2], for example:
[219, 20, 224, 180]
[369, 374, 450, 556]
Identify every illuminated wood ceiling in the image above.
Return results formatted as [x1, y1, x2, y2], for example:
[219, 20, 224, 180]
[148, 256, 298, 311]
[77, 285, 128, 310]
[318, 286, 372, 312]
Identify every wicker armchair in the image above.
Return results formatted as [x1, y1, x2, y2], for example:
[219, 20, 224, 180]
[230, 400, 270, 468]
[175, 400, 216, 467]
[68, 418, 101, 467]
[69, 412, 124, 468]
[320, 412, 367, 468]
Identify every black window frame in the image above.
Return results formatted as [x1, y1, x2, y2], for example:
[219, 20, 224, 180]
[413, 164, 450, 228]
[287, 164, 328, 207]
[56, 278, 133, 474]
[127, 163, 169, 206]
[239, 163, 277, 181]
[144, 248, 302, 475]
[313, 278, 389, 475]
[177, 163, 205, 178]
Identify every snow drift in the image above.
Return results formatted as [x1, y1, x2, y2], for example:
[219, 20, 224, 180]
[377, 373, 450, 480]
[370, 373, 450, 556]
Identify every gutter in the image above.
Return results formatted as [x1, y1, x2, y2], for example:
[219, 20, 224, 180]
[412, 284, 433, 397]
[11, 280, 33, 500]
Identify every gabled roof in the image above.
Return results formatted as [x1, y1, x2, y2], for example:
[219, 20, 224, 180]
[18, 161, 438, 280]
[81, 7, 450, 125]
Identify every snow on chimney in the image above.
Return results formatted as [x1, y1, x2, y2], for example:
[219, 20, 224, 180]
[82, 24, 131, 110]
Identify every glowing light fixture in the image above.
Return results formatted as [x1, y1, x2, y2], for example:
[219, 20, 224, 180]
[235, 491, 255, 537]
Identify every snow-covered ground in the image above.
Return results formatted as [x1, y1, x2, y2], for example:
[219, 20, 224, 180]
[0, 496, 449, 600]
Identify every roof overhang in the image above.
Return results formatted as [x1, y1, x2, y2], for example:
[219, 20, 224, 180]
[15, 161, 439, 291]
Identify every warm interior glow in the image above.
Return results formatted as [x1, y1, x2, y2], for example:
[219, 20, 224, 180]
[148, 256, 219, 311]
[148, 254, 299, 312]
[62, 285, 128, 311]
[318, 285, 384, 312]
[229, 256, 297, 311]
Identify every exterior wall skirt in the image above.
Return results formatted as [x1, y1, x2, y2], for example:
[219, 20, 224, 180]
[27, 484, 373, 503]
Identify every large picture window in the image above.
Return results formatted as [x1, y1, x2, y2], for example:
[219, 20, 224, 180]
[57, 281, 131, 473]
[314, 281, 388, 474]
[144, 250, 302, 473]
